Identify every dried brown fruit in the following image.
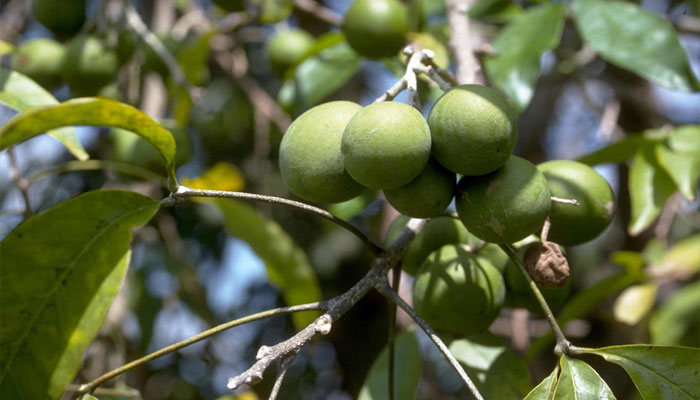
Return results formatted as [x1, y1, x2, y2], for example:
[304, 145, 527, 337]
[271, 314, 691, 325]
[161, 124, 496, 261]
[524, 241, 569, 288]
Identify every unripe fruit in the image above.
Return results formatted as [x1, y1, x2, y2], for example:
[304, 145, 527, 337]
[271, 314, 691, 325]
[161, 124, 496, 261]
[537, 160, 615, 246]
[62, 36, 119, 96]
[455, 156, 551, 244]
[385, 160, 455, 218]
[342, 101, 431, 189]
[342, 0, 409, 59]
[386, 216, 474, 275]
[33, 0, 86, 38]
[12, 39, 65, 90]
[413, 245, 505, 336]
[279, 101, 367, 203]
[428, 84, 517, 175]
[267, 29, 315, 75]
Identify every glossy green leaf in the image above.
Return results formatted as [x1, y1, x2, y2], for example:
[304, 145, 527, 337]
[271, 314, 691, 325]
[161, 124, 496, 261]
[649, 281, 700, 346]
[628, 145, 677, 235]
[0, 97, 178, 188]
[483, 3, 565, 110]
[358, 329, 421, 400]
[577, 131, 665, 166]
[0, 67, 87, 160]
[584, 345, 700, 399]
[257, 0, 293, 23]
[572, 0, 699, 91]
[655, 234, 700, 275]
[655, 142, 700, 201]
[449, 332, 532, 399]
[0, 190, 160, 400]
[214, 199, 321, 329]
[612, 283, 658, 325]
[555, 356, 616, 399]
[523, 367, 559, 400]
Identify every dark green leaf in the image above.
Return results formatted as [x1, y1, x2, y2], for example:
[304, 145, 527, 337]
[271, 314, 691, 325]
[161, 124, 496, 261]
[0, 67, 87, 160]
[649, 281, 700, 346]
[572, 0, 699, 91]
[584, 345, 700, 399]
[214, 199, 321, 329]
[555, 356, 616, 399]
[358, 329, 422, 400]
[0, 190, 160, 400]
[523, 367, 558, 400]
[469, 0, 522, 22]
[483, 3, 565, 110]
[628, 144, 677, 235]
[449, 332, 532, 399]
[577, 131, 666, 166]
[0, 97, 179, 188]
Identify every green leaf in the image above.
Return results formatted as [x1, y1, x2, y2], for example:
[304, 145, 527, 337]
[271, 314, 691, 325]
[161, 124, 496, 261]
[649, 281, 700, 346]
[483, 3, 565, 110]
[469, 0, 522, 22]
[628, 144, 678, 235]
[667, 125, 700, 154]
[577, 131, 666, 166]
[612, 283, 658, 325]
[584, 345, 700, 399]
[178, 31, 214, 86]
[257, 0, 293, 23]
[0, 67, 88, 161]
[449, 332, 532, 399]
[214, 199, 321, 329]
[0, 190, 160, 400]
[572, 0, 700, 92]
[655, 142, 700, 201]
[523, 367, 559, 400]
[655, 234, 700, 276]
[0, 40, 13, 55]
[555, 356, 616, 399]
[0, 97, 179, 188]
[358, 329, 421, 400]
[278, 37, 361, 112]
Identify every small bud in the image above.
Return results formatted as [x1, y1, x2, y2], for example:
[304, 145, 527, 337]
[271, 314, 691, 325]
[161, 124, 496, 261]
[315, 315, 332, 335]
[524, 242, 569, 288]
[256, 345, 272, 360]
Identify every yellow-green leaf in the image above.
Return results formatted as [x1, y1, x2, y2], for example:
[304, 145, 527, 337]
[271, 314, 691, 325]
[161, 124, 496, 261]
[613, 282, 658, 325]
[628, 144, 677, 235]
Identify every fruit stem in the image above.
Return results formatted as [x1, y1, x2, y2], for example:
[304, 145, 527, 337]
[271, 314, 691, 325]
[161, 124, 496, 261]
[551, 196, 580, 206]
[499, 244, 572, 356]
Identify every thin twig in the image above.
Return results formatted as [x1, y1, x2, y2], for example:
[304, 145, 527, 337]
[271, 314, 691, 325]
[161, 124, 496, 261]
[8, 147, 32, 219]
[387, 262, 403, 400]
[268, 349, 299, 400]
[293, 0, 343, 26]
[64, 384, 140, 398]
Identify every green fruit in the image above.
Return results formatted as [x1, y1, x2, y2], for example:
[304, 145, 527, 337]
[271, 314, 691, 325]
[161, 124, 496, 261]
[477, 243, 509, 273]
[428, 84, 517, 175]
[342, 0, 409, 59]
[33, 0, 85, 38]
[503, 244, 572, 313]
[212, 0, 246, 12]
[386, 216, 475, 275]
[385, 160, 455, 218]
[456, 156, 551, 244]
[413, 245, 505, 336]
[11, 39, 65, 90]
[538, 160, 615, 246]
[62, 36, 119, 96]
[279, 101, 367, 203]
[110, 120, 192, 172]
[267, 29, 315, 75]
[341, 101, 431, 189]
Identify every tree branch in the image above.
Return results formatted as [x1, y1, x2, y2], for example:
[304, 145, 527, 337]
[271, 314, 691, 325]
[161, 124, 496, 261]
[268, 349, 298, 400]
[446, 0, 479, 84]
[8, 147, 32, 219]
[293, 0, 343, 26]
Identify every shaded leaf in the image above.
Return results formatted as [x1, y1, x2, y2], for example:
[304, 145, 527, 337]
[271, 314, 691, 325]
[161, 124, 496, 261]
[0, 67, 87, 160]
[449, 332, 532, 399]
[0, 97, 178, 188]
[577, 131, 665, 166]
[358, 329, 421, 400]
[655, 142, 700, 201]
[613, 283, 658, 325]
[214, 199, 321, 328]
[584, 345, 700, 399]
[469, 0, 522, 22]
[572, 0, 699, 91]
[649, 281, 700, 346]
[523, 367, 559, 400]
[555, 356, 616, 399]
[628, 144, 677, 235]
[483, 3, 565, 110]
[0, 190, 160, 400]
[178, 31, 214, 86]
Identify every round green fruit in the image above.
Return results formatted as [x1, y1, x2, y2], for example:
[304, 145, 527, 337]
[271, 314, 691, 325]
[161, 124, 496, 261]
[386, 215, 475, 275]
[12, 39, 65, 90]
[342, 0, 408, 59]
[212, 0, 246, 12]
[537, 160, 615, 246]
[62, 36, 119, 96]
[413, 245, 505, 336]
[341, 101, 431, 189]
[33, 0, 85, 38]
[503, 244, 572, 313]
[428, 84, 517, 175]
[456, 156, 551, 244]
[267, 29, 315, 75]
[280, 101, 367, 203]
[385, 160, 455, 218]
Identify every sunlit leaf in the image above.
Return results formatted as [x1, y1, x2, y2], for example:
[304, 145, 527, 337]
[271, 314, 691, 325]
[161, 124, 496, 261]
[523, 367, 558, 400]
[0, 190, 160, 400]
[654, 234, 700, 276]
[214, 199, 321, 328]
[583, 345, 700, 399]
[0, 40, 13, 55]
[555, 356, 616, 399]
[628, 145, 677, 235]
[667, 125, 700, 154]
[649, 281, 700, 346]
[483, 3, 565, 110]
[613, 282, 658, 326]
[0, 97, 179, 188]
[0, 67, 87, 160]
[257, 0, 293, 23]
[572, 0, 699, 91]
[577, 131, 666, 166]
[182, 162, 246, 192]
[358, 329, 421, 400]
[655, 142, 700, 201]
[610, 251, 646, 272]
